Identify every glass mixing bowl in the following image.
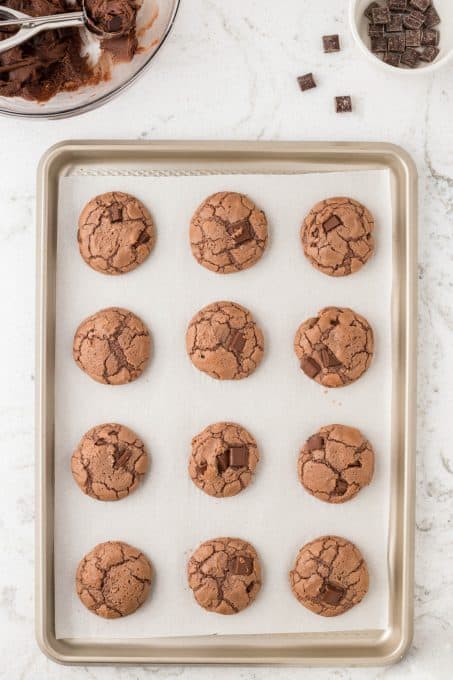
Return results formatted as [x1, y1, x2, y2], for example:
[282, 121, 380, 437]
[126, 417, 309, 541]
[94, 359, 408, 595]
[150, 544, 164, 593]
[0, 0, 180, 119]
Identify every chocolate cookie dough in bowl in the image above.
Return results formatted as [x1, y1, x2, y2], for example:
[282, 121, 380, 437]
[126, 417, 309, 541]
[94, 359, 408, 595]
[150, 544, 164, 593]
[0, 0, 180, 118]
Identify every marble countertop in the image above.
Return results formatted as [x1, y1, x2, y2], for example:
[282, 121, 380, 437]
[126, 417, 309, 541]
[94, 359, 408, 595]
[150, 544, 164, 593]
[0, 0, 452, 678]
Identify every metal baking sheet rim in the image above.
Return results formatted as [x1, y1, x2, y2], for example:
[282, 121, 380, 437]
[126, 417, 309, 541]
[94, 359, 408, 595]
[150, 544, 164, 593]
[35, 140, 417, 666]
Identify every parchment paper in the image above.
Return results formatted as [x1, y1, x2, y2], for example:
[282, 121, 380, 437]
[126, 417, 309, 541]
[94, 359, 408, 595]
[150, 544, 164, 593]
[54, 169, 392, 639]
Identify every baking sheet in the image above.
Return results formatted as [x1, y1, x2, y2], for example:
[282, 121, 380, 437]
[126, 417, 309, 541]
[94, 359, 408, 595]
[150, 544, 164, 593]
[54, 169, 392, 639]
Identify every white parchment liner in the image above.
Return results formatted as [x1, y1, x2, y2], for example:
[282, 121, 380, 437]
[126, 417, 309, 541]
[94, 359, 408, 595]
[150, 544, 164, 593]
[54, 169, 392, 639]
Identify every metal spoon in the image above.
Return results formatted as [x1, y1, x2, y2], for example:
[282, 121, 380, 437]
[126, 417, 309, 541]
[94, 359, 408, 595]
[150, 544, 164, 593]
[0, 2, 131, 55]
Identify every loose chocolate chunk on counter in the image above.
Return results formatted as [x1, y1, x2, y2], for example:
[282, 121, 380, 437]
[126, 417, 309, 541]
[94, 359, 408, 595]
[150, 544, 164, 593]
[388, 33, 406, 51]
[388, 14, 404, 32]
[401, 47, 420, 66]
[410, 0, 431, 12]
[371, 36, 388, 52]
[421, 28, 439, 45]
[228, 446, 249, 468]
[424, 5, 440, 28]
[384, 51, 402, 66]
[297, 73, 317, 91]
[372, 6, 390, 23]
[420, 45, 439, 61]
[389, 0, 407, 10]
[335, 96, 352, 113]
[405, 29, 422, 47]
[365, 2, 380, 20]
[323, 34, 340, 53]
[403, 10, 426, 29]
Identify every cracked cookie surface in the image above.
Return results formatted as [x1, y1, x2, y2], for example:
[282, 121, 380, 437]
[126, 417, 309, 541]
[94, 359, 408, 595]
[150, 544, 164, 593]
[78, 191, 155, 275]
[294, 306, 374, 388]
[187, 537, 262, 614]
[76, 541, 152, 618]
[186, 301, 264, 380]
[298, 424, 374, 503]
[301, 197, 375, 277]
[190, 191, 268, 274]
[71, 423, 149, 501]
[189, 422, 259, 498]
[289, 535, 369, 616]
[73, 307, 151, 385]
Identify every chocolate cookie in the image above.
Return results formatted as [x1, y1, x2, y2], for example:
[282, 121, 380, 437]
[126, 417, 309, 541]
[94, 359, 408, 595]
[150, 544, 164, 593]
[189, 422, 259, 498]
[73, 307, 151, 385]
[187, 537, 262, 614]
[186, 301, 264, 380]
[289, 535, 369, 616]
[78, 192, 155, 275]
[298, 424, 374, 503]
[76, 541, 152, 618]
[294, 307, 374, 388]
[301, 197, 375, 277]
[189, 192, 268, 274]
[71, 423, 149, 501]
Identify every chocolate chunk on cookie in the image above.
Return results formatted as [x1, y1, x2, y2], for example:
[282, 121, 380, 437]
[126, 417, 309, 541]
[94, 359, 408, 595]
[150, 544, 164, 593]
[189, 422, 259, 498]
[301, 197, 375, 277]
[294, 307, 374, 388]
[189, 192, 268, 274]
[186, 301, 264, 380]
[187, 537, 262, 614]
[289, 535, 369, 616]
[298, 424, 375, 503]
[73, 307, 151, 385]
[78, 192, 155, 275]
[76, 541, 152, 618]
[71, 423, 149, 501]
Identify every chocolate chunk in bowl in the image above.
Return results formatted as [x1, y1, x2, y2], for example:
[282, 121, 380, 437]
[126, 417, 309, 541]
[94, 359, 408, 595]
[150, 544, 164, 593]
[0, 0, 180, 118]
[352, 0, 449, 72]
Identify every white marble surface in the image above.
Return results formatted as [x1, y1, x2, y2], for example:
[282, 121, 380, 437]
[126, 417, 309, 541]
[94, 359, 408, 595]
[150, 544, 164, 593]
[0, 0, 452, 678]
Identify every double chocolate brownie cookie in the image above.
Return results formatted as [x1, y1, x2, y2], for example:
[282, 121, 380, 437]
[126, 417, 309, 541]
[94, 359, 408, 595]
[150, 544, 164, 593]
[190, 192, 268, 273]
[78, 192, 155, 275]
[186, 301, 264, 380]
[294, 307, 374, 388]
[73, 307, 151, 385]
[187, 537, 262, 614]
[189, 422, 259, 498]
[76, 541, 153, 618]
[301, 197, 375, 276]
[71, 423, 149, 501]
[298, 424, 374, 503]
[289, 535, 369, 616]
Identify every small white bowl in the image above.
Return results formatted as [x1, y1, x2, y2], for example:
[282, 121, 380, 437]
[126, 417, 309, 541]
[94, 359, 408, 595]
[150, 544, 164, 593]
[349, 0, 453, 74]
